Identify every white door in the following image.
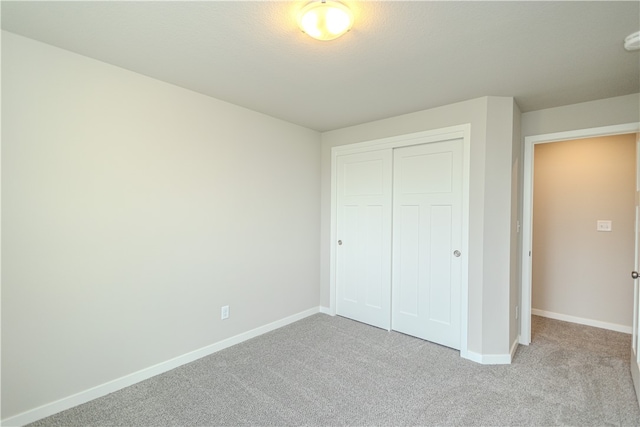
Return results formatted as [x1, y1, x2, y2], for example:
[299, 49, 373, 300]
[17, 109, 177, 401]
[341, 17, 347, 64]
[336, 149, 393, 330]
[631, 133, 640, 406]
[392, 139, 463, 349]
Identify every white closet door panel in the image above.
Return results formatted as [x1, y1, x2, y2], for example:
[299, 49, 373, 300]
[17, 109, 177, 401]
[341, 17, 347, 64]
[336, 150, 392, 330]
[341, 205, 360, 302]
[343, 159, 385, 196]
[397, 205, 420, 316]
[363, 205, 384, 308]
[400, 151, 453, 194]
[429, 205, 453, 324]
[392, 140, 462, 349]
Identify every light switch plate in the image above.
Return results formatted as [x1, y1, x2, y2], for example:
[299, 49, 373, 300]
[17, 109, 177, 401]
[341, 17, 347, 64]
[597, 220, 612, 232]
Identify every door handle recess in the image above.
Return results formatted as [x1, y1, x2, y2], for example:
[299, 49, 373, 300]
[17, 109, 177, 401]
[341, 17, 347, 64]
[633, 271, 639, 279]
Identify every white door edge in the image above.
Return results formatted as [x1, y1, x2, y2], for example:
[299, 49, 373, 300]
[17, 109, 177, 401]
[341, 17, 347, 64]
[633, 132, 640, 408]
[329, 124, 471, 357]
[631, 348, 640, 407]
[520, 122, 640, 345]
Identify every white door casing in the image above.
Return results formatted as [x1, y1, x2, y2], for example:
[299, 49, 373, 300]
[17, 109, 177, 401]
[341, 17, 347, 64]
[330, 125, 470, 358]
[335, 149, 393, 330]
[631, 132, 640, 407]
[392, 140, 463, 349]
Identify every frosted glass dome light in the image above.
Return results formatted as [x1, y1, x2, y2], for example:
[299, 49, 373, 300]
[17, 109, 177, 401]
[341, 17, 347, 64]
[298, 1, 354, 41]
[624, 31, 640, 51]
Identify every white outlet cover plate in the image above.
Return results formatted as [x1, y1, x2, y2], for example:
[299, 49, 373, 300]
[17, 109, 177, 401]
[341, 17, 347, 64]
[597, 220, 612, 232]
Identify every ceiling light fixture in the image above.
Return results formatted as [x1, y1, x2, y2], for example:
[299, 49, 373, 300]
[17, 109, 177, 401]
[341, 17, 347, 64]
[298, 0, 354, 41]
[624, 31, 640, 51]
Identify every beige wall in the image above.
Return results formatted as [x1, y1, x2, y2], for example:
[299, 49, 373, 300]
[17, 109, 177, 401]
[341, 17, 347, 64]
[510, 102, 522, 348]
[2, 32, 321, 419]
[532, 135, 636, 328]
[8, 24, 636, 423]
[482, 97, 519, 353]
[321, 96, 519, 357]
[522, 94, 640, 137]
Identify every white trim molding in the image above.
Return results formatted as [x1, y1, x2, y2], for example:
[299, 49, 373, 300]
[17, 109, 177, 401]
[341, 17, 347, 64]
[465, 338, 518, 365]
[532, 309, 632, 334]
[1, 307, 321, 427]
[319, 306, 333, 315]
[520, 122, 640, 346]
[465, 350, 512, 365]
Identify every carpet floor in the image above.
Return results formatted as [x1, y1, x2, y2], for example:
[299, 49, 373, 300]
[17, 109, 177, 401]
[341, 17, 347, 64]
[28, 314, 640, 426]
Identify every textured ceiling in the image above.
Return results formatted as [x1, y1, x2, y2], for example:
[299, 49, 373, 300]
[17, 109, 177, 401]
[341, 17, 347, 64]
[2, 1, 639, 132]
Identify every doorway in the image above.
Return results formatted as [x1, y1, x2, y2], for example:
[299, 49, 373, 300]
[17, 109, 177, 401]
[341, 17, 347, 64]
[532, 134, 635, 332]
[521, 123, 640, 345]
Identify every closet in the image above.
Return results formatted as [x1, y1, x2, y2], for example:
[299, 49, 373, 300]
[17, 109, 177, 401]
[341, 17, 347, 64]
[332, 128, 467, 350]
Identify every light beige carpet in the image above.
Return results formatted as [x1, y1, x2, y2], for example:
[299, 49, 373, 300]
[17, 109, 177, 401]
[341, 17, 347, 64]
[29, 314, 640, 426]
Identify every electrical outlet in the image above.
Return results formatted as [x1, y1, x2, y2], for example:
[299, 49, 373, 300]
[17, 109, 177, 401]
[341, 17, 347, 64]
[221, 305, 229, 320]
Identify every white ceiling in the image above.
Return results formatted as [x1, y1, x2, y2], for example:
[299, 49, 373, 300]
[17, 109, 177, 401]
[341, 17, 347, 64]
[2, 1, 639, 132]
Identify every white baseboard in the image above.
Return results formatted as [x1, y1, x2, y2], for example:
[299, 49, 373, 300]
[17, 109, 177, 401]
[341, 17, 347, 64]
[464, 350, 512, 365]
[462, 351, 482, 364]
[1, 307, 321, 427]
[531, 308, 632, 334]
[319, 306, 333, 315]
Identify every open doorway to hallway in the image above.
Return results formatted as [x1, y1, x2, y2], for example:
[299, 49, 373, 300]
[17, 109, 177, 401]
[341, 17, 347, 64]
[531, 134, 636, 333]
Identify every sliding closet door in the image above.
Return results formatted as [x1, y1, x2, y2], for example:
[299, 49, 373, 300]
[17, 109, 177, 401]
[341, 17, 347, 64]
[336, 149, 392, 330]
[392, 139, 463, 349]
